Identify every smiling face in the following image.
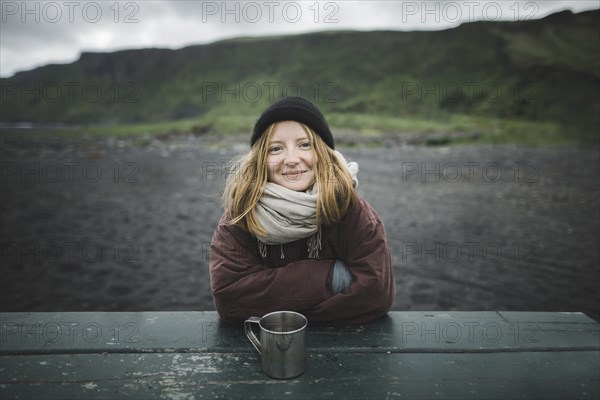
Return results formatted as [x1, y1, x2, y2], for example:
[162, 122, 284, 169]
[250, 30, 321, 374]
[266, 121, 316, 192]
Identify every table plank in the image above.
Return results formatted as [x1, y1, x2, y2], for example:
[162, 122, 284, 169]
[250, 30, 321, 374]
[2, 312, 598, 399]
[2, 312, 598, 355]
[1, 351, 598, 400]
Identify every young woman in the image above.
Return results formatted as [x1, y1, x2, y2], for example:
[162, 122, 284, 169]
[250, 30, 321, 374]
[209, 96, 396, 324]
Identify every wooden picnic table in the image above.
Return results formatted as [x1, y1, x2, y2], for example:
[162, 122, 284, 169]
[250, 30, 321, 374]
[1, 311, 598, 399]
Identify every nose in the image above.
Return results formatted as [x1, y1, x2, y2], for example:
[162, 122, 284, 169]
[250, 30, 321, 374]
[283, 147, 300, 166]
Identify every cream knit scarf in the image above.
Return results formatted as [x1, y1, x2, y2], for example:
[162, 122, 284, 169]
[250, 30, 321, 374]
[255, 151, 358, 259]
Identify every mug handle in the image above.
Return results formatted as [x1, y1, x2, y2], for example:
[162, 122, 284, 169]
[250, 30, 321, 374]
[244, 317, 262, 355]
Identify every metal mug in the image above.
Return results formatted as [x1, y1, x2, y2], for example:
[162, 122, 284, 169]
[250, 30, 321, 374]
[244, 311, 307, 379]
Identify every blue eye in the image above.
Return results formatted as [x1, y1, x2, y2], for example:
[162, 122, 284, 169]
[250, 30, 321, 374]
[269, 146, 283, 153]
[300, 142, 311, 149]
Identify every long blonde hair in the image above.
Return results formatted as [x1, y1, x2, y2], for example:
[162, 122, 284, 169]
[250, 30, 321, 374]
[222, 122, 356, 237]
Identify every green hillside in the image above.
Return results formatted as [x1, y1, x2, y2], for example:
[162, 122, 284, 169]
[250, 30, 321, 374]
[1, 9, 598, 144]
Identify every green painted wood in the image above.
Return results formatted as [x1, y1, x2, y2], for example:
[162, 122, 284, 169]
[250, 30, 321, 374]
[1, 351, 598, 399]
[1, 312, 598, 355]
[1, 311, 227, 354]
[497, 311, 598, 324]
[1, 312, 598, 399]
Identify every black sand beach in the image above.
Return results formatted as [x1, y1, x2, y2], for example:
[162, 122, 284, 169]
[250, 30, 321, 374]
[1, 133, 599, 322]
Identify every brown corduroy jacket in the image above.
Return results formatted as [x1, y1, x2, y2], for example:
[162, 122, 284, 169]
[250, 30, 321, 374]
[209, 193, 396, 325]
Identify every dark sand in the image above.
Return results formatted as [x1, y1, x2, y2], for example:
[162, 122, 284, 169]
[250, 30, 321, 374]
[1, 133, 599, 322]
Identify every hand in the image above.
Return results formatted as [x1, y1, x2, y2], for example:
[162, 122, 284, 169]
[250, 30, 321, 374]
[332, 259, 352, 294]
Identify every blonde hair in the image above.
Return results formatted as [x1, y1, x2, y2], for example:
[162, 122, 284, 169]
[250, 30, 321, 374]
[222, 122, 356, 237]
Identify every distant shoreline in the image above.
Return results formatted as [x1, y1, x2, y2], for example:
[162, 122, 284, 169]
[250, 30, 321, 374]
[0, 122, 81, 130]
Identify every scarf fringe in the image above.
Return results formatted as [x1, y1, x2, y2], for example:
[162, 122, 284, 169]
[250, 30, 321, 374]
[257, 227, 322, 260]
[258, 240, 267, 258]
[307, 227, 322, 259]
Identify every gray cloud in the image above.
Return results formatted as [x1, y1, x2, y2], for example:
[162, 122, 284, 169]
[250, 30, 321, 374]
[1, 0, 598, 77]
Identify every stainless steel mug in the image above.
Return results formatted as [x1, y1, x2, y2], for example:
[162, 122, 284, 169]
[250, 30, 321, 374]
[244, 311, 307, 379]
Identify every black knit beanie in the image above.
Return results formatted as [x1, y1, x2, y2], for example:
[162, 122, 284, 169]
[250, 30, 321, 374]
[251, 96, 334, 149]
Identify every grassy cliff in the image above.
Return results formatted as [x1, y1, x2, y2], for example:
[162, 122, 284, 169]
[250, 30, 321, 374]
[1, 9, 598, 144]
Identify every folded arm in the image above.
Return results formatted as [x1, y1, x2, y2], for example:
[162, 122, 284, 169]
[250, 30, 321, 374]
[209, 221, 333, 322]
[305, 214, 396, 325]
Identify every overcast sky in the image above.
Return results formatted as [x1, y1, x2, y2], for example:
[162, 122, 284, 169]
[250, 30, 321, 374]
[1, 0, 598, 77]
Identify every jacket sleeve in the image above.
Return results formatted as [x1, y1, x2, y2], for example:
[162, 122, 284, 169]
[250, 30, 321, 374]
[209, 216, 334, 323]
[304, 199, 396, 325]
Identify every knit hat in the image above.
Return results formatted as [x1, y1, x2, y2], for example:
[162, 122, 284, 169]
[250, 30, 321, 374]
[251, 96, 335, 149]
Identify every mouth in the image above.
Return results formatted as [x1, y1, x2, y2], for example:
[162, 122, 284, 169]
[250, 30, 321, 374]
[283, 170, 307, 176]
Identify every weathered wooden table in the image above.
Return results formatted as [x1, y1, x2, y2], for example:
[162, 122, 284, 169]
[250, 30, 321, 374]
[1, 311, 598, 399]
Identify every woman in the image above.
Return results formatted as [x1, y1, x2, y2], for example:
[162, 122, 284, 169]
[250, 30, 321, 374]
[209, 96, 395, 324]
